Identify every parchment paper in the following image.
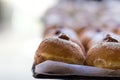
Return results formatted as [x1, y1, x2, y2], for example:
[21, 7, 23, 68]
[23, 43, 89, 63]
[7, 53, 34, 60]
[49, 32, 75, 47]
[34, 60, 120, 77]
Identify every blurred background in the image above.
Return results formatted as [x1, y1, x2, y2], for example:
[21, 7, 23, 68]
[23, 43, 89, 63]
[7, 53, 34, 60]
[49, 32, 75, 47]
[1, 0, 120, 80]
[0, 0, 58, 80]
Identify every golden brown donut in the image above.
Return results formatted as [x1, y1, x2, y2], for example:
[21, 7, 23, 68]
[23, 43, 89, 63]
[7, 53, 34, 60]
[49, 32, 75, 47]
[86, 33, 120, 69]
[34, 34, 85, 65]
[43, 26, 86, 54]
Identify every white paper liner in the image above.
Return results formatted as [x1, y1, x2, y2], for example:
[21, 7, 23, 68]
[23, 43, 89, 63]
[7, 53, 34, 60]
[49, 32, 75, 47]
[34, 60, 120, 77]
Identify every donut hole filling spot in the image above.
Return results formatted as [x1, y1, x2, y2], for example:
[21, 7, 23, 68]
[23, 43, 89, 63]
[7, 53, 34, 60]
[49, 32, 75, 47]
[103, 34, 118, 42]
[58, 33, 70, 40]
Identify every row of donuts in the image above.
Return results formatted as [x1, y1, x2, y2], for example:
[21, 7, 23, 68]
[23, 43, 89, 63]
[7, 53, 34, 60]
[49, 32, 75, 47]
[33, 0, 120, 70]
[34, 25, 120, 69]
[42, 0, 120, 34]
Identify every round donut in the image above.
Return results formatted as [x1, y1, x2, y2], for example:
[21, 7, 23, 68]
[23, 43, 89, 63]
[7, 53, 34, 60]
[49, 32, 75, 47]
[86, 33, 120, 69]
[34, 34, 85, 65]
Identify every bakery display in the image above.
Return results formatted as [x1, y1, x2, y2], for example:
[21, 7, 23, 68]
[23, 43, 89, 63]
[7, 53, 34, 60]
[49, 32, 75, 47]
[32, 0, 120, 78]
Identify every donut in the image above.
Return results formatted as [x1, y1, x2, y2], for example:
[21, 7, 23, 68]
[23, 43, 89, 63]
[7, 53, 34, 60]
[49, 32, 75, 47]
[86, 33, 120, 69]
[34, 34, 85, 65]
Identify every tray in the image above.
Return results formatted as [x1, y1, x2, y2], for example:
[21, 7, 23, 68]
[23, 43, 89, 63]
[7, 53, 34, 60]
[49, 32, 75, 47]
[32, 60, 120, 79]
